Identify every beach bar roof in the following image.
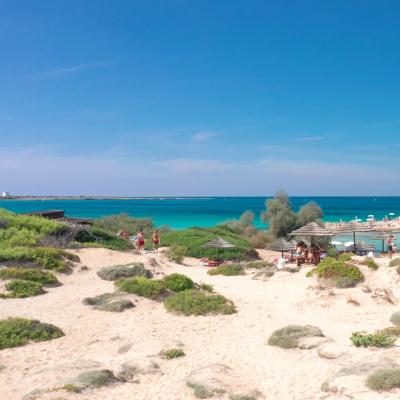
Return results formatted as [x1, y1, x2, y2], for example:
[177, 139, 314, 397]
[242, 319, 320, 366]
[289, 222, 334, 238]
[371, 232, 396, 253]
[345, 241, 374, 253]
[334, 221, 374, 253]
[266, 238, 294, 257]
[203, 237, 235, 261]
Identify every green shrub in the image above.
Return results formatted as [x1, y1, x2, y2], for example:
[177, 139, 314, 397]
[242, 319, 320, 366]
[268, 325, 324, 349]
[338, 253, 353, 262]
[366, 368, 400, 391]
[163, 348, 185, 359]
[1, 280, 44, 298]
[187, 382, 225, 399]
[207, 264, 244, 276]
[326, 247, 337, 258]
[376, 326, 400, 337]
[245, 261, 273, 269]
[169, 245, 186, 263]
[164, 289, 236, 316]
[361, 257, 379, 270]
[335, 276, 357, 288]
[0, 317, 64, 350]
[163, 273, 194, 292]
[199, 283, 214, 292]
[389, 258, 400, 268]
[162, 226, 258, 261]
[97, 263, 151, 281]
[75, 227, 133, 250]
[350, 332, 396, 347]
[115, 277, 167, 299]
[70, 369, 118, 389]
[0, 268, 58, 285]
[83, 293, 134, 312]
[390, 312, 400, 326]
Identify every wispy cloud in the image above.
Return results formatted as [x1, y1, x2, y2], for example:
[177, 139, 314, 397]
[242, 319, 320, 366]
[192, 131, 218, 143]
[292, 135, 327, 143]
[31, 61, 117, 79]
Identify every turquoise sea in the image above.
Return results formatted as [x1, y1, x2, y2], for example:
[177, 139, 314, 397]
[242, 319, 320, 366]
[1, 197, 399, 229]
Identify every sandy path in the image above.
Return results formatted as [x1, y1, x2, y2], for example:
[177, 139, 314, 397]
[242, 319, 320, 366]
[1, 248, 400, 399]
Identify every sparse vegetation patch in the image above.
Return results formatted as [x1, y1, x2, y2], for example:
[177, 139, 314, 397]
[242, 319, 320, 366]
[207, 264, 244, 276]
[0, 280, 44, 298]
[162, 348, 185, 359]
[268, 325, 324, 349]
[115, 277, 167, 299]
[366, 368, 400, 391]
[350, 332, 396, 347]
[97, 263, 151, 281]
[83, 293, 134, 312]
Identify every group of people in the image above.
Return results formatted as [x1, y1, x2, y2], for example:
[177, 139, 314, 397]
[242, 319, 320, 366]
[117, 229, 161, 253]
[294, 242, 323, 267]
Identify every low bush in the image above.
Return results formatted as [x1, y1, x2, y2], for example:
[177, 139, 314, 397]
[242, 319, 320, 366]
[207, 264, 244, 276]
[245, 261, 273, 269]
[390, 311, 400, 326]
[376, 326, 400, 337]
[115, 277, 167, 299]
[326, 247, 337, 258]
[187, 382, 225, 399]
[162, 348, 185, 359]
[1, 280, 44, 298]
[350, 332, 396, 347]
[0, 317, 64, 350]
[389, 258, 400, 268]
[361, 257, 379, 270]
[338, 253, 353, 262]
[70, 369, 119, 389]
[75, 227, 133, 251]
[169, 245, 186, 264]
[164, 289, 236, 316]
[335, 276, 357, 288]
[366, 368, 400, 391]
[97, 263, 151, 281]
[0, 268, 58, 285]
[268, 325, 324, 349]
[83, 293, 134, 312]
[163, 273, 194, 292]
[199, 283, 214, 292]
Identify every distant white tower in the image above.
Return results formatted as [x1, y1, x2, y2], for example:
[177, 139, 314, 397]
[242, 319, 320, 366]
[1, 191, 10, 197]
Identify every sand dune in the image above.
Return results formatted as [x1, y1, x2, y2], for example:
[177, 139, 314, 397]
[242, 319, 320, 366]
[1, 248, 400, 399]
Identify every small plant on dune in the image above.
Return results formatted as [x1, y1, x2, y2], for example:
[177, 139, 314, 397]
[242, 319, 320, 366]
[268, 325, 324, 349]
[187, 382, 225, 399]
[69, 369, 119, 390]
[338, 253, 353, 262]
[168, 245, 186, 264]
[115, 277, 167, 299]
[0, 317, 64, 350]
[389, 258, 400, 268]
[164, 289, 236, 316]
[207, 264, 244, 276]
[335, 276, 357, 288]
[350, 332, 396, 347]
[361, 257, 379, 270]
[0, 280, 44, 298]
[61, 383, 82, 393]
[162, 348, 185, 359]
[326, 247, 337, 258]
[245, 261, 273, 269]
[97, 263, 152, 281]
[396, 266, 400, 275]
[83, 293, 134, 312]
[376, 326, 400, 337]
[199, 283, 214, 292]
[390, 311, 400, 326]
[163, 273, 194, 292]
[366, 368, 400, 391]
[0, 268, 58, 285]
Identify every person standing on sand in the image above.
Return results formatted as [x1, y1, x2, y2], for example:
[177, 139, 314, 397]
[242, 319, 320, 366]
[152, 229, 160, 253]
[137, 231, 145, 252]
[387, 234, 394, 259]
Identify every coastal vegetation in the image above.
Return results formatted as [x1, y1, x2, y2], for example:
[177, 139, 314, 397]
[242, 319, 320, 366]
[162, 348, 185, 359]
[390, 312, 400, 326]
[366, 369, 400, 391]
[360, 257, 379, 270]
[389, 258, 400, 268]
[0, 279, 44, 298]
[97, 263, 152, 281]
[268, 325, 324, 349]
[0, 268, 58, 285]
[350, 332, 396, 347]
[83, 293, 134, 312]
[0, 318, 64, 350]
[207, 264, 245, 276]
[115, 277, 168, 299]
[163, 273, 194, 292]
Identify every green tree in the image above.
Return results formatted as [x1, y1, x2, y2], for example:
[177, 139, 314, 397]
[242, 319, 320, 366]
[296, 202, 323, 226]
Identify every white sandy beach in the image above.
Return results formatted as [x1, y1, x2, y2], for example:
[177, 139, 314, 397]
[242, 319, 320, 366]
[1, 248, 400, 400]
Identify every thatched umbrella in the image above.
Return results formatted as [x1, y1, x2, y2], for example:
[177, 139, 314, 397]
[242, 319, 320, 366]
[334, 221, 374, 253]
[202, 237, 235, 261]
[289, 222, 334, 244]
[371, 232, 396, 253]
[345, 241, 374, 254]
[266, 238, 294, 258]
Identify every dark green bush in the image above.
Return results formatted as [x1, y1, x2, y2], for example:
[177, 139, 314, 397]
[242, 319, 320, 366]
[350, 332, 396, 347]
[268, 325, 324, 349]
[83, 293, 134, 312]
[1, 280, 44, 298]
[115, 277, 167, 299]
[75, 227, 133, 250]
[208, 264, 245, 276]
[389, 258, 400, 268]
[97, 263, 151, 281]
[338, 253, 353, 262]
[366, 368, 400, 391]
[169, 245, 186, 264]
[162, 226, 257, 261]
[361, 257, 379, 270]
[164, 289, 236, 316]
[0, 268, 58, 285]
[163, 348, 185, 359]
[163, 273, 194, 292]
[0, 317, 64, 350]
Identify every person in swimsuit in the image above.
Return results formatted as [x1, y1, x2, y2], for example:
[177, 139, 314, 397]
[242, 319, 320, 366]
[152, 229, 160, 253]
[387, 235, 394, 259]
[137, 231, 145, 252]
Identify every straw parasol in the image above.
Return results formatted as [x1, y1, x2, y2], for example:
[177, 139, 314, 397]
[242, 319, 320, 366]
[202, 237, 236, 261]
[345, 241, 374, 253]
[371, 232, 396, 253]
[289, 222, 334, 244]
[266, 238, 294, 258]
[334, 221, 374, 253]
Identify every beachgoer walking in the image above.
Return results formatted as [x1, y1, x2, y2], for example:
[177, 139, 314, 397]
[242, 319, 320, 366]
[387, 234, 394, 259]
[137, 231, 145, 252]
[152, 229, 160, 253]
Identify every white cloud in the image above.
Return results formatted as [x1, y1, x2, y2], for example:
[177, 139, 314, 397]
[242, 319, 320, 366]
[292, 135, 326, 143]
[192, 131, 218, 143]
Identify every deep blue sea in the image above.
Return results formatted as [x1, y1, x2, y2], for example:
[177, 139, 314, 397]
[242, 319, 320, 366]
[1, 197, 399, 229]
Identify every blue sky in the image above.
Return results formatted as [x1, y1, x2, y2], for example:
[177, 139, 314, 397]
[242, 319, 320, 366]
[1, 0, 400, 196]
